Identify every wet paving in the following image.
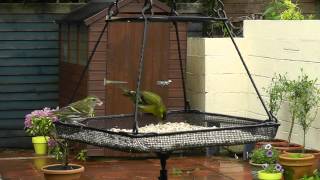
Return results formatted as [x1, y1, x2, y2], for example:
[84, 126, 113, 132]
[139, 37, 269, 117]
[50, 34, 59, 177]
[0, 149, 253, 180]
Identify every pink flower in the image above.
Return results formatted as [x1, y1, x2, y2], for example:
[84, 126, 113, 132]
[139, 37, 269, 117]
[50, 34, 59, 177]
[24, 114, 32, 128]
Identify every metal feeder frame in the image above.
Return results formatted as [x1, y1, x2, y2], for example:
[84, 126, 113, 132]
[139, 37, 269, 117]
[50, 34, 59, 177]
[56, 1, 280, 180]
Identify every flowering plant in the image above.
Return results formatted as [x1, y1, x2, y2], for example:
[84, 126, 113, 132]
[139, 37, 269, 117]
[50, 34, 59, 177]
[24, 108, 58, 136]
[262, 163, 284, 173]
[250, 144, 280, 164]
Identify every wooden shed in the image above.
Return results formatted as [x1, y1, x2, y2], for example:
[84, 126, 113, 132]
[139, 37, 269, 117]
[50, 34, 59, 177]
[58, 0, 188, 156]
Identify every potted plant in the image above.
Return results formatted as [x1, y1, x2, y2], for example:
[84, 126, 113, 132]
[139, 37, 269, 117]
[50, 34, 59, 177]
[249, 144, 280, 179]
[258, 163, 284, 180]
[41, 136, 86, 180]
[279, 70, 320, 180]
[41, 96, 104, 180]
[24, 107, 58, 155]
[257, 74, 303, 151]
[279, 153, 315, 180]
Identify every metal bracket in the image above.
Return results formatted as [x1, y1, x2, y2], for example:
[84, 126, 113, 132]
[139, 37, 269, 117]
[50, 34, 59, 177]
[157, 80, 172, 87]
[103, 78, 128, 86]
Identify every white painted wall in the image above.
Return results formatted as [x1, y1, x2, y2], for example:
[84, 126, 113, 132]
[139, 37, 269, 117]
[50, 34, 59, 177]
[187, 20, 320, 150]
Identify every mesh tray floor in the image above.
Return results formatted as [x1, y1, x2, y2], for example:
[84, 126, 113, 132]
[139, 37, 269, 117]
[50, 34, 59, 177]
[55, 110, 279, 153]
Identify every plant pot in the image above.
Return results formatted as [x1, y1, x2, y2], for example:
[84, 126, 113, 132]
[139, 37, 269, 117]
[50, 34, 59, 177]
[256, 139, 303, 153]
[32, 136, 49, 155]
[256, 139, 289, 148]
[257, 170, 283, 180]
[279, 153, 315, 180]
[249, 161, 265, 179]
[42, 164, 84, 180]
[284, 149, 320, 170]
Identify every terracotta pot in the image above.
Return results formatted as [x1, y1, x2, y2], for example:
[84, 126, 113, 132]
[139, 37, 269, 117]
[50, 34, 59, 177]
[256, 139, 303, 153]
[41, 164, 84, 180]
[279, 153, 315, 180]
[258, 170, 283, 180]
[284, 149, 320, 170]
[256, 139, 289, 148]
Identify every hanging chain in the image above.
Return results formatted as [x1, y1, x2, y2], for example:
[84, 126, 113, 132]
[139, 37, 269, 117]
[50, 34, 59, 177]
[132, 0, 153, 134]
[214, 0, 274, 121]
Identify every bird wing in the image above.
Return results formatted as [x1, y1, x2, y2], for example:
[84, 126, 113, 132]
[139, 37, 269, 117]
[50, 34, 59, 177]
[141, 91, 163, 106]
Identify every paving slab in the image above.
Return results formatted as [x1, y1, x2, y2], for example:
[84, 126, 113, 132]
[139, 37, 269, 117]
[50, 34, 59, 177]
[0, 149, 253, 180]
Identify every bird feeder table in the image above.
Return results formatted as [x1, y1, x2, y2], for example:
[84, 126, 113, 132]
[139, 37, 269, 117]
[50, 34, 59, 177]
[55, 1, 280, 180]
[57, 0, 188, 156]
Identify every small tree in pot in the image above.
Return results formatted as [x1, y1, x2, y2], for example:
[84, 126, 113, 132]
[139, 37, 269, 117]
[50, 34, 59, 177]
[279, 70, 320, 180]
[257, 74, 303, 151]
[292, 73, 320, 151]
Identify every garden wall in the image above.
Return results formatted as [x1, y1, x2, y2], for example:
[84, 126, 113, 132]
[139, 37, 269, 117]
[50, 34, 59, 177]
[187, 20, 320, 150]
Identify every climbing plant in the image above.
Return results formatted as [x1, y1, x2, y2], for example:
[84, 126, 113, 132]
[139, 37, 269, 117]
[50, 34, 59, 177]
[263, 0, 305, 20]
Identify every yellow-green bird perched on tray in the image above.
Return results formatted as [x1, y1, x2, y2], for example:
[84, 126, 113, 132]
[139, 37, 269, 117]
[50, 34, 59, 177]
[54, 96, 103, 125]
[122, 89, 167, 123]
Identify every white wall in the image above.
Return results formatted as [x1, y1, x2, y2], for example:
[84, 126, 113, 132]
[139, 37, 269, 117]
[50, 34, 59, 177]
[187, 20, 320, 150]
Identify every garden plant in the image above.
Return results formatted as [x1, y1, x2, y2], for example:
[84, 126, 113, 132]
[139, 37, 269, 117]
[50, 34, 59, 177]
[250, 144, 283, 180]
[24, 107, 58, 155]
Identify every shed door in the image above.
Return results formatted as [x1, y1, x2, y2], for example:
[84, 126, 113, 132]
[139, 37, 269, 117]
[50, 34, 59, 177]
[106, 22, 169, 115]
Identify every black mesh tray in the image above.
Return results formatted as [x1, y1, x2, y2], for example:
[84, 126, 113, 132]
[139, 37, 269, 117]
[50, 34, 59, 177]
[55, 110, 279, 153]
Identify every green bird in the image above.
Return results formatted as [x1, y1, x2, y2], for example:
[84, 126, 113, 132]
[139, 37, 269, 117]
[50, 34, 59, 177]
[54, 96, 103, 125]
[122, 89, 167, 122]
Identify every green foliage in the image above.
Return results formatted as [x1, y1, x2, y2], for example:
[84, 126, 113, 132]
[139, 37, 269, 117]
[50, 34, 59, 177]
[265, 70, 320, 146]
[301, 170, 320, 180]
[48, 137, 87, 167]
[265, 74, 288, 117]
[76, 149, 87, 161]
[285, 70, 320, 148]
[288, 153, 305, 158]
[26, 116, 55, 136]
[250, 145, 280, 164]
[263, 0, 305, 20]
[262, 163, 283, 173]
[201, 0, 226, 37]
[172, 167, 183, 176]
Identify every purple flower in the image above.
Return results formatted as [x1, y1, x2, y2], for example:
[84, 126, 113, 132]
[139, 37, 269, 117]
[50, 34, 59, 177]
[266, 150, 273, 157]
[275, 163, 283, 172]
[264, 144, 272, 150]
[48, 139, 57, 148]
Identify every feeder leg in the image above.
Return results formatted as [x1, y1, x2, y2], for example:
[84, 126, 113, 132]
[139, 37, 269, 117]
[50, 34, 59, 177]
[157, 153, 170, 180]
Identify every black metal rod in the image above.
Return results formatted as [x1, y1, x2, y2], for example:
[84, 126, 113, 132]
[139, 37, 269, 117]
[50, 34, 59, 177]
[173, 22, 189, 110]
[106, 16, 228, 22]
[132, 2, 151, 134]
[223, 22, 273, 121]
[157, 153, 170, 180]
[69, 22, 108, 104]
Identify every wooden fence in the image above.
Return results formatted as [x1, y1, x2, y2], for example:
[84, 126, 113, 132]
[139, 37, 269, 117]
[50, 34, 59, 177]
[0, 3, 83, 148]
